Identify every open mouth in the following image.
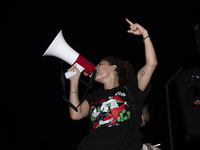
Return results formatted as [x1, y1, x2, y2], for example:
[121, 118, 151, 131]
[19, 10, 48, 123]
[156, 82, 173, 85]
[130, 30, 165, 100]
[95, 67, 99, 77]
[96, 71, 99, 77]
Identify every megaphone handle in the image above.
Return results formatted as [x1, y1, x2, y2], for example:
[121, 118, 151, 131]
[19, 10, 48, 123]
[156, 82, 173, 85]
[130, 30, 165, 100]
[65, 70, 77, 79]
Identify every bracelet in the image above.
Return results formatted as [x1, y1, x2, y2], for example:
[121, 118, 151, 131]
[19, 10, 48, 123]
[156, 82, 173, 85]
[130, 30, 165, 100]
[142, 35, 150, 42]
[69, 91, 78, 93]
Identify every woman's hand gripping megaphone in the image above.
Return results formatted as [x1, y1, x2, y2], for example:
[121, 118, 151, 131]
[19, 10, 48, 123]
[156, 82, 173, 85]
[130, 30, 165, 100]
[65, 63, 84, 79]
[66, 65, 81, 81]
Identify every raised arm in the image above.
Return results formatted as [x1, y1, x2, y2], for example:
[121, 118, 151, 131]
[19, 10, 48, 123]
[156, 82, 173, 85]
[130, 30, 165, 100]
[126, 18, 157, 91]
[67, 66, 90, 120]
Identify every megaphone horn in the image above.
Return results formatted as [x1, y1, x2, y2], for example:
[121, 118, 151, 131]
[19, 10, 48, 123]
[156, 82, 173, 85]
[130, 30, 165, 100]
[43, 30, 96, 79]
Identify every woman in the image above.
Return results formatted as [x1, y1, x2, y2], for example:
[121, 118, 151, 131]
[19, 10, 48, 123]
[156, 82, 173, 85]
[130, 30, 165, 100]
[67, 18, 157, 150]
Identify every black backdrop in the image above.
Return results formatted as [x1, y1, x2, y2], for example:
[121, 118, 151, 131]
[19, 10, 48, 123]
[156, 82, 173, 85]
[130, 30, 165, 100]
[1, 1, 200, 149]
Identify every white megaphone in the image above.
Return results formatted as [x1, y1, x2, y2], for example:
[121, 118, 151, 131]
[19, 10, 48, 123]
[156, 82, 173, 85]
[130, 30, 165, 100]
[43, 30, 96, 79]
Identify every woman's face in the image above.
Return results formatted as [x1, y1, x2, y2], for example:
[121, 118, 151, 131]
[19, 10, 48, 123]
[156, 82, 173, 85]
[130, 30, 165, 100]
[95, 60, 113, 83]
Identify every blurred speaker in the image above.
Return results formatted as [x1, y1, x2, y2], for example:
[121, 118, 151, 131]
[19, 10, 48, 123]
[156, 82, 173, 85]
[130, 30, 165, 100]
[175, 66, 200, 140]
[193, 23, 200, 65]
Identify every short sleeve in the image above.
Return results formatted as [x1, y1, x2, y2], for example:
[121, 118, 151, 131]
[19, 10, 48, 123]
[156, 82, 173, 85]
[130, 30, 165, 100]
[125, 75, 152, 125]
[126, 75, 151, 103]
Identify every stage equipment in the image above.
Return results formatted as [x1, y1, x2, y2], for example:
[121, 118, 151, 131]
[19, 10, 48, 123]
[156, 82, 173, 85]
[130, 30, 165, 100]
[175, 66, 200, 140]
[193, 23, 200, 61]
[43, 30, 96, 79]
[166, 67, 183, 150]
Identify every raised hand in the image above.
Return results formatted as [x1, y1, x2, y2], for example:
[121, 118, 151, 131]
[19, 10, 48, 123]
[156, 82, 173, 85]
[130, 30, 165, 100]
[126, 18, 148, 36]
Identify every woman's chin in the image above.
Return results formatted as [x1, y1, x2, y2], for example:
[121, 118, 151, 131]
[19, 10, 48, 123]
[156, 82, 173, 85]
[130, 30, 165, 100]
[94, 76, 99, 82]
[95, 76, 101, 83]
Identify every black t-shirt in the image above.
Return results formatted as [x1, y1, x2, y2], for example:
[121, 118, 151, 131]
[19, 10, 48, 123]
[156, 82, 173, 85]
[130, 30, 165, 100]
[78, 75, 151, 150]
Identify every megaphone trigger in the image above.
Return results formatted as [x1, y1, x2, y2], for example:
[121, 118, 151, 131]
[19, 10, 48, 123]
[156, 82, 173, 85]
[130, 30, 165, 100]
[73, 63, 85, 72]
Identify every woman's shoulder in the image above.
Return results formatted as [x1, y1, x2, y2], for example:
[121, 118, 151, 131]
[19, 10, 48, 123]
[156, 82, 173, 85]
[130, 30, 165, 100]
[91, 88, 104, 95]
[86, 88, 103, 100]
[126, 74, 151, 97]
[125, 75, 138, 88]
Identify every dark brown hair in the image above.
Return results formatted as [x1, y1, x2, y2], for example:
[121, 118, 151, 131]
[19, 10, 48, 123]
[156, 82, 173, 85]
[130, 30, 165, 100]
[103, 56, 134, 85]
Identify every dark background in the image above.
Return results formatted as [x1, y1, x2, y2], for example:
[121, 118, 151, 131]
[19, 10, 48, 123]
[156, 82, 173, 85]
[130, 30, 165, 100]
[1, 1, 200, 149]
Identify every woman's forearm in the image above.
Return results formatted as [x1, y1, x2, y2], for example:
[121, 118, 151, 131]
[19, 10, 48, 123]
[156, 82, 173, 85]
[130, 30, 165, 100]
[142, 31, 157, 67]
[69, 81, 81, 119]
[69, 81, 89, 120]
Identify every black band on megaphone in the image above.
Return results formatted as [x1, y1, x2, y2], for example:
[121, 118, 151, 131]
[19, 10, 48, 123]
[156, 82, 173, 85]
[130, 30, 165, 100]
[60, 60, 78, 112]
[60, 60, 97, 111]
[77, 68, 97, 108]
[80, 79, 94, 88]
[62, 96, 78, 112]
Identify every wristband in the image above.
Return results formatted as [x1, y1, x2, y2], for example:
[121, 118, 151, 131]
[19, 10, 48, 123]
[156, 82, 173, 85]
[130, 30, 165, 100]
[69, 91, 78, 93]
[142, 35, 150, 42]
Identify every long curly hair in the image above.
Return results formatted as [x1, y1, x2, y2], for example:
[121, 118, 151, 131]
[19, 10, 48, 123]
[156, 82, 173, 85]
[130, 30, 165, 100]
[102, 56, 134, 85]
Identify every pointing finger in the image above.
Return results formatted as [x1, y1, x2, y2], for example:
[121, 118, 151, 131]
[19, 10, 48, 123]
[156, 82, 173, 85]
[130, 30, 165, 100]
[126, 18, 133, 25]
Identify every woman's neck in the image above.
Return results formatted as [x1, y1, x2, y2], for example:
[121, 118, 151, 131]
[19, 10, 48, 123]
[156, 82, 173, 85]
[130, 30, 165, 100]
[103, 79, 119, 90]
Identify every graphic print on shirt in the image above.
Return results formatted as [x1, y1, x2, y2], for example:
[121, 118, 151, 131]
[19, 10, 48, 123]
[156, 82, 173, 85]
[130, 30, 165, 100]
[90, 92, 131, 129]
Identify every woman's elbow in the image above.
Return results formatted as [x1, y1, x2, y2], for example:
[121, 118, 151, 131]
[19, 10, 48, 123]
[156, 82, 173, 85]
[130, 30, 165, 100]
[69, 103, 89, 120]
[148, 59, 158, 69]
[70, 111, 87, 121]
[70, 113, 81, 121]
[153, 59, 158, 67]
